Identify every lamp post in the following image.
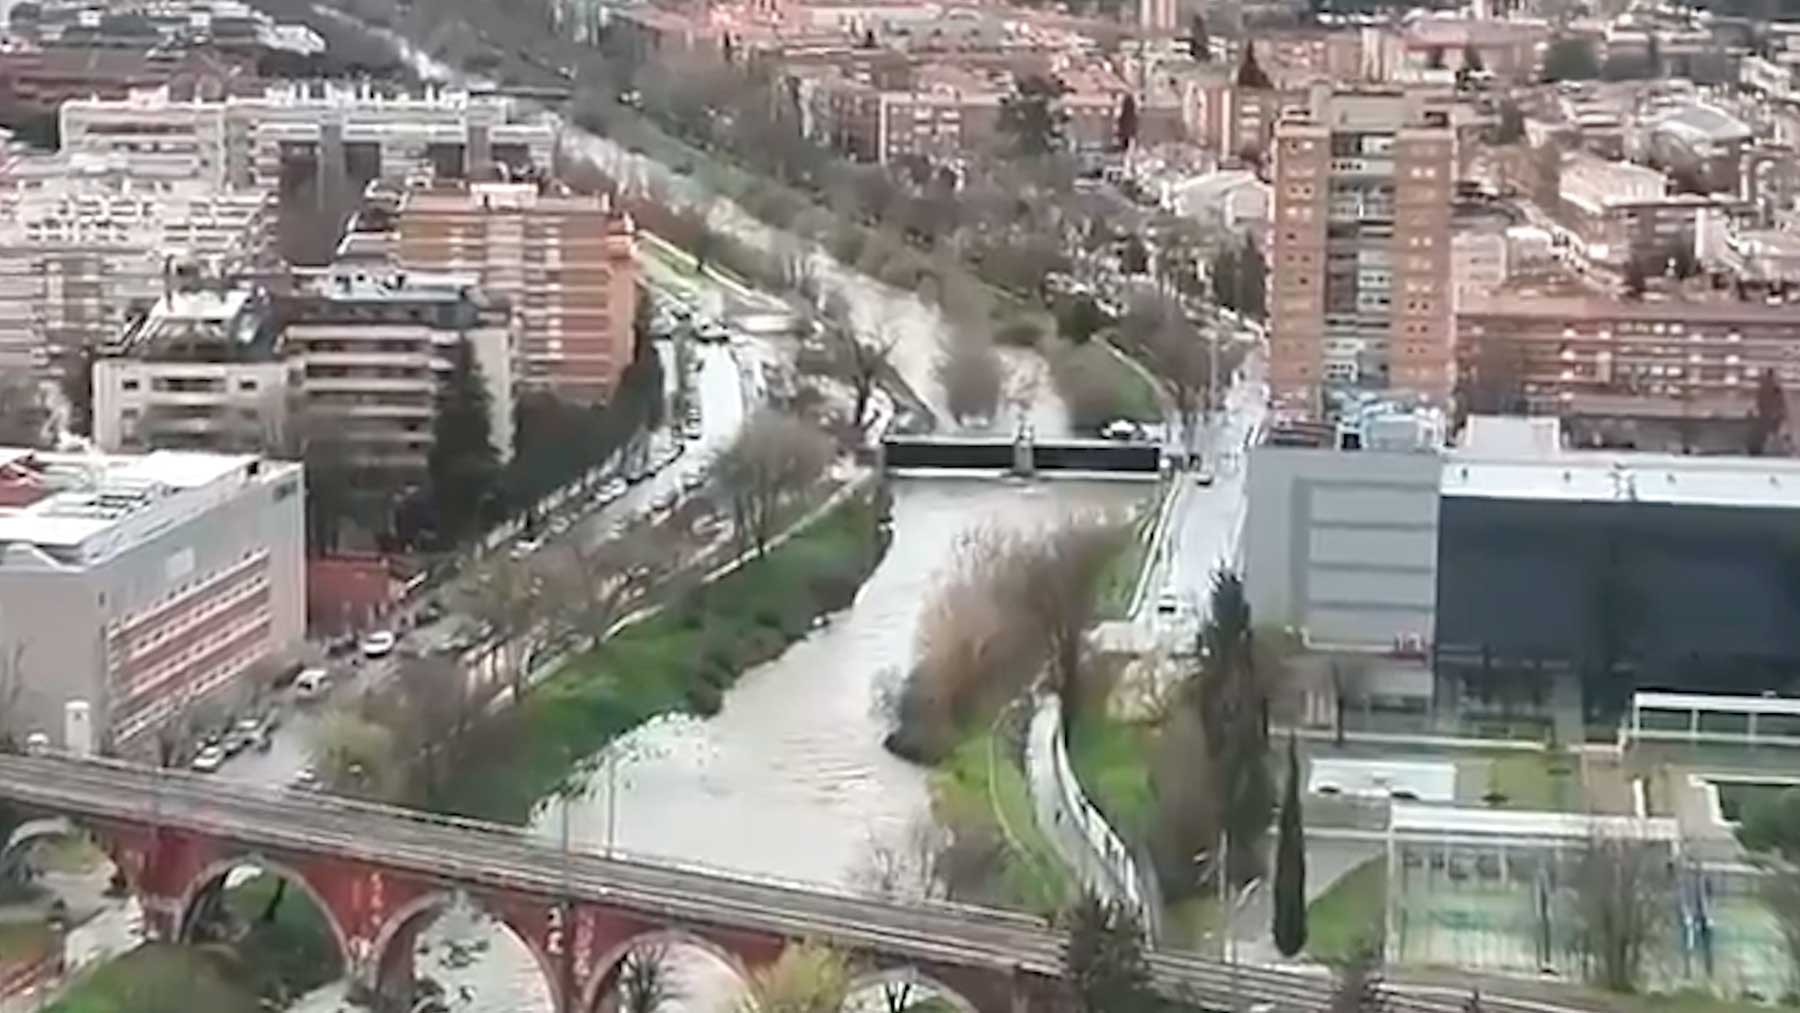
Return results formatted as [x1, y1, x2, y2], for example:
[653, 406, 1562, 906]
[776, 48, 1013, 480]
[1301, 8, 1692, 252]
[1194, 834, 1264, 1012]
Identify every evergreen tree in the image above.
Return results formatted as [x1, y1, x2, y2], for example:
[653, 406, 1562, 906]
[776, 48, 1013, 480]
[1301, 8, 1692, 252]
[1189, 12, 1210, 61]
[1064, 894, 1155, 1013]
[1238, 235, 1268, 319]
[1116, 93, 1139, 152]
[1191, 572, 1274, 883]
[1542, 37, 1600, 81]
[1236, 42, 1273, 89]
[428, 335, 500, 545]
[1751, 369, 1788, 456]
[1000, 74, 1068, 157]
[1273, 734, 1308, 957]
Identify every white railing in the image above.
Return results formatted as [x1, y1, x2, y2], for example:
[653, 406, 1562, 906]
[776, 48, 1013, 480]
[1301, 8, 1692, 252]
[1026, 692, 1148, 928]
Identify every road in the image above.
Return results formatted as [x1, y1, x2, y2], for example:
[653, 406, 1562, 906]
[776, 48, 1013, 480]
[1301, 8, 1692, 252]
[0, 753, 1568, 1013]
[221, 333, 751, 790]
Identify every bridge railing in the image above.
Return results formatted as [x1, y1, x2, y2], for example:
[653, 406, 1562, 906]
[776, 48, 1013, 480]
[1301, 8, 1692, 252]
[27, 753, 1048, 932]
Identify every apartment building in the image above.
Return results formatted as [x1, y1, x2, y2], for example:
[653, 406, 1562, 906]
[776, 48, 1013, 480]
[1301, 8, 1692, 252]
[58, 83, 554, 191]
[92, 270, 514, 478]
[1456, 294, 1800, 413]
[397, 182, 637, 404]
[0, 447, 304, 749]
[92, 288, 293, 454]
[0, 46, 246, 112]
[0, 150, 272, 372]
[1269, 90, 1455, 418]
[282, 269, 514, 474]
[1557, 154, 1729, 271]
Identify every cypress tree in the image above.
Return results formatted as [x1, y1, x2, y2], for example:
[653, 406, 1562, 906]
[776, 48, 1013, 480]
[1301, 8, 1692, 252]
[428, 334, 500, 544]
[1273, 733, 1308, 957]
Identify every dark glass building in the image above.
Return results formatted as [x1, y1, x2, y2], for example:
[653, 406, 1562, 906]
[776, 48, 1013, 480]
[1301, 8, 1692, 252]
[1434, 455, 1800, 721]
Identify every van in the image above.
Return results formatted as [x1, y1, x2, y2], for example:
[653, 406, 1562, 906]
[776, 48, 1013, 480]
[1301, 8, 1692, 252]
[294, 668, 331, 702]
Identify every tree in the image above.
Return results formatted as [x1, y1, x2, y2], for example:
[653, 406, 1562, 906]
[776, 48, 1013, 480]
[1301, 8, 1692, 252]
[816, 294, 896, 432]
[1750, 369, 1788, 456]
[936, 332, 1003, 425]
[1565, 834, 1673, 992]
[428, 335, 500, 545]
[1623, 256, 1648, 298]
[458, 555, 542, 704]
[617, 944, 682, 1013]
[735, 941, 851, 1013]
[1188, 12, 1210, 60]
[1328, 936, 1387, 1013]
[1768, 863, 1800, 996]
[1063, 893, 1155, 1013]
[1645, 32, 1662, 75]
[1273, 735, 1308, 957]
[547, 517, 678, 648]
[1740, 786, 1800, 860]
[0, 375, 47, 448]
[1493, 100, 1526, 144]
[1542, 37, 1600, 81]
[1120, 236, 1151, 276]
[1148, 707, 1221, 897]
[1189, 571, 1274, 884]
[1236, 235, 1268, 319]
[716, 409, 834, 560]
[1134, 303, 1212, 463]
[1057, 295, 1108, 345]
[1115, 93, 1139, 152]
[307, 707, 399, 799]
[1236, 42, 1273, 89]
[999, 74, 1067, 157]
[382, 653, 484, 803]
[995, 516, 1126, 714]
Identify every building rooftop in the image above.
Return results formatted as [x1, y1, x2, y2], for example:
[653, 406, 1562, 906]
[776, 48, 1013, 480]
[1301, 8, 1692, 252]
[1443, 447, 1800, 510]
[1389, 803, 1681, 843]
[1458, 292, 1800, 323]
[1655, 103, 1753, 146]
[0, 448, 294, 566]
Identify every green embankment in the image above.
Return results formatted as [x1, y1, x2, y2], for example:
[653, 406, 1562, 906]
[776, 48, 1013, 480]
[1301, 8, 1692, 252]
[442, 487, 890, 823]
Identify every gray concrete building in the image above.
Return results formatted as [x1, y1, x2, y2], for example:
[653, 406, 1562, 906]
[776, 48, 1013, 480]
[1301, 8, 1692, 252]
[0, 448, 305, 751]
[1243, 443, 1442, 649]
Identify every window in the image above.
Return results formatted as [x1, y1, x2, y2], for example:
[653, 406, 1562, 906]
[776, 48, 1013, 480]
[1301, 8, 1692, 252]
[238, 378, 258, 392]
[122, 379, 140, 391]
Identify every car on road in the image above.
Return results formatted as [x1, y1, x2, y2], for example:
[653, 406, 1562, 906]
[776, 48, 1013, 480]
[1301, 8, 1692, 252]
[291, 767, 321, 791]
[360, 631, 397, 658]
[695, 321, 729, 344]
[653, 490, 680, 513]
[681, 470, 705, 492]
[294, 667, 331, 701]
[509, 537, 543, 560]
[1194, 467, 1215, 487]
[1156, 590, 1186, 617]
[190, 745, 226, 774]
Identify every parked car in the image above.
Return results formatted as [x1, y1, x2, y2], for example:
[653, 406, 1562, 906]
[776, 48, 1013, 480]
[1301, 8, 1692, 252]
[294, 667, 331, 701]
[190, 745, 227, 774]
[360, 631, 397, 658]
[290, 767, 321, 791]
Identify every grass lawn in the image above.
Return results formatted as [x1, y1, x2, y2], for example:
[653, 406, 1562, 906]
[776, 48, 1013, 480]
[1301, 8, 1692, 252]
[0, 921, 50, 963]
[48, 944, 260, 1013]
[930, 730, 1071, 916]
[1066, 705, 1155, 844]
[1306, 857, 1386, 963]
[1479, 753, 1578, 811]
[440, 488, 888, 823]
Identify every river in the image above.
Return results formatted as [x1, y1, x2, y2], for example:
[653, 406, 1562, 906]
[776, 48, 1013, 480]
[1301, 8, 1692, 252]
[315, 476, 1144, 1013]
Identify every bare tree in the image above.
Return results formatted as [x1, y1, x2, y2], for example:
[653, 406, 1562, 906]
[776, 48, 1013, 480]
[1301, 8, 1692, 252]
[992, 515, 1126, 713]
[1137, 312, 1211, 463]
[458, 555, 544, 703]
[0, 374, 48, 448]
[715, 409, 834, 560]
[852, 815, 950, 901]
[935, 332, 1003, 426]
[0, 636, 27, 751]
[306, 705, 401, 799]
[378, 653, 484, 800]
[547, 519, 679, 647]
[1769, 863, 1800, 997]
[616, 943, 682, 1013]
[1564, 833, 1673, 992]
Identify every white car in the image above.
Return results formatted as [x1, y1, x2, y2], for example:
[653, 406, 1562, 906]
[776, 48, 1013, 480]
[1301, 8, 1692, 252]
[1156, 590, 1186, 617]
[190, 745, 227, 774]
[360, 631, 397, 658]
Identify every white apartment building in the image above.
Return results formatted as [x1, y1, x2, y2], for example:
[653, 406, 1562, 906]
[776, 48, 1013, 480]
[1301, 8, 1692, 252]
[59, 83, 555, 191]
[0, 150, 271, 372]
[0, 447, 304, 749]
[93, 289, 295, 454]
[92, 270, 514, 478]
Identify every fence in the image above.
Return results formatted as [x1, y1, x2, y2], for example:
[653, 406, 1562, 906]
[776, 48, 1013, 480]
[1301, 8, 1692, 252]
[1026, 691, 1156, 937]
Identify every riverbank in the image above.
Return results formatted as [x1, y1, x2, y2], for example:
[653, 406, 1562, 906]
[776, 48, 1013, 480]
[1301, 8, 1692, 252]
[929, 720, 1072, 917]
[440, 483, 894, 823]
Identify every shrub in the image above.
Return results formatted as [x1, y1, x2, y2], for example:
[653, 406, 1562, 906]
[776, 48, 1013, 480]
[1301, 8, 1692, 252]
[685, 680, 724, 716]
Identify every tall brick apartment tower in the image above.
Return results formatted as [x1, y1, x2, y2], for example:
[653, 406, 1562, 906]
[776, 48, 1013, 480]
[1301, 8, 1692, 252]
[1269, 90, 1454, 419]
[397, 181, 638, 405]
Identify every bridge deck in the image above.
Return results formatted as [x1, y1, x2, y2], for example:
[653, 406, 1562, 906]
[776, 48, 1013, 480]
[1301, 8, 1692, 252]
[0, 755, 1578, 1013]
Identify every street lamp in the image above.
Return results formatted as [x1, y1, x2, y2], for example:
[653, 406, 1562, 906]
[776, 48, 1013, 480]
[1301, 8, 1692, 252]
[1193, 834, 1263, 1012]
